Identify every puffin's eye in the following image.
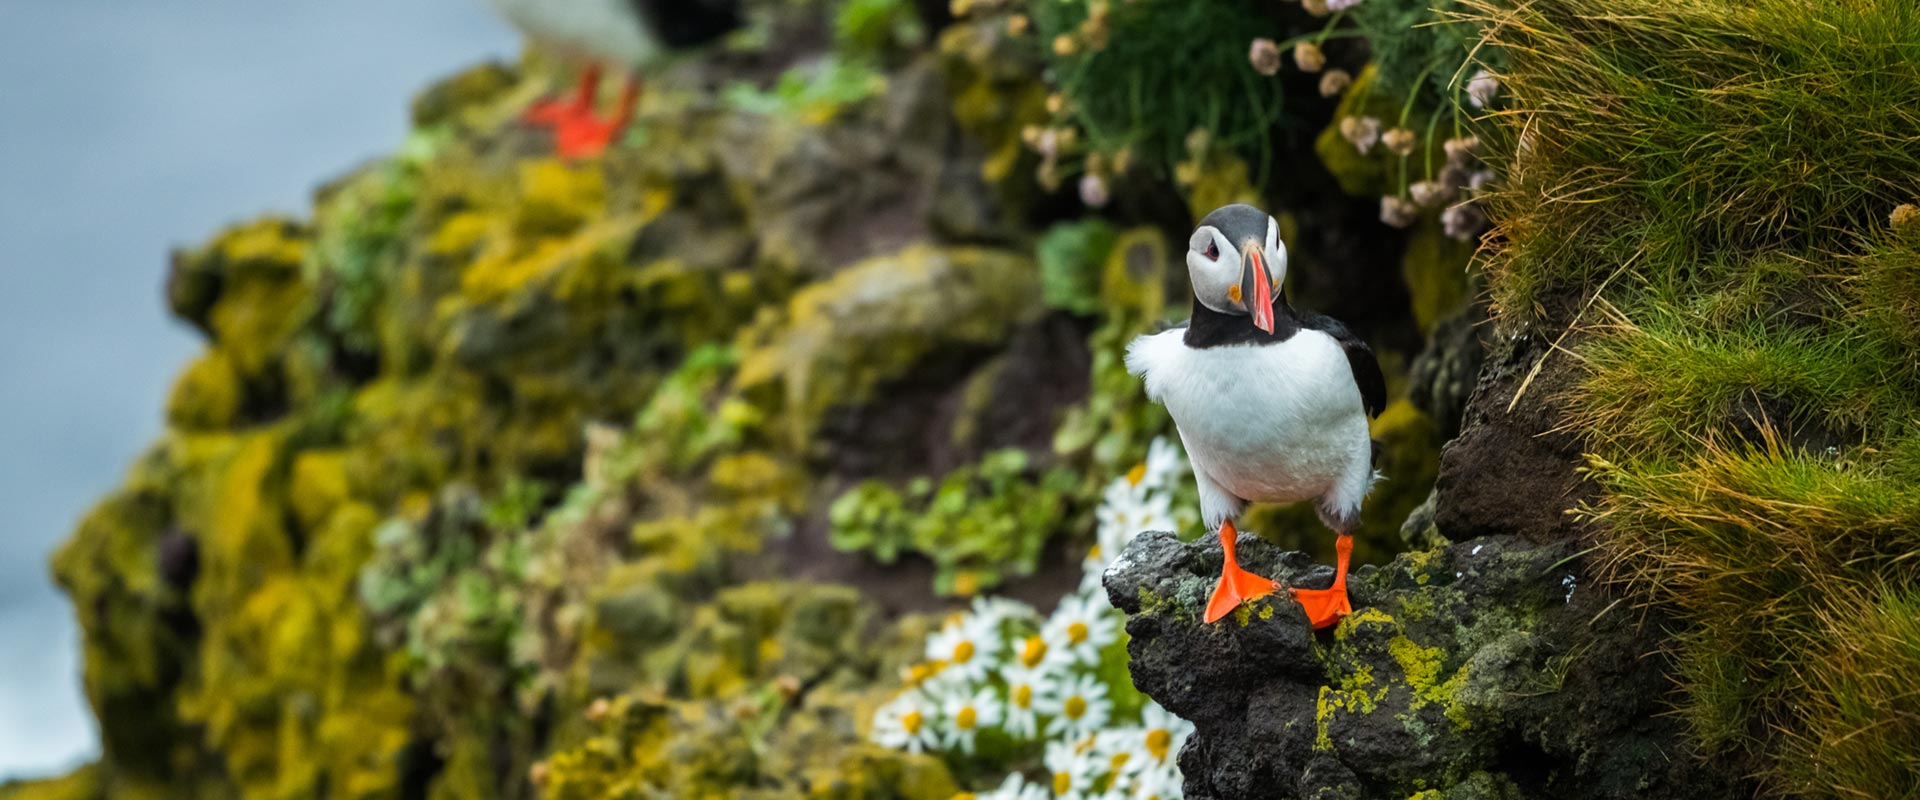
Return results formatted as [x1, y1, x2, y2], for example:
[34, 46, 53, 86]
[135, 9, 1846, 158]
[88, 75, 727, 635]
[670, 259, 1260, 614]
[1204, 242, 1219, 261]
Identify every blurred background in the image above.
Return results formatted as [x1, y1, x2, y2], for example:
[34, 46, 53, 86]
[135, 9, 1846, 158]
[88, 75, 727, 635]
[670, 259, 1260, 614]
[0, 1, 518, 779]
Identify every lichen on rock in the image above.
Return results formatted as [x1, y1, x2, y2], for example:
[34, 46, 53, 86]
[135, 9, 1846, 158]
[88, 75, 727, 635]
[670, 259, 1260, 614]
[1104, 531, 1746, 799]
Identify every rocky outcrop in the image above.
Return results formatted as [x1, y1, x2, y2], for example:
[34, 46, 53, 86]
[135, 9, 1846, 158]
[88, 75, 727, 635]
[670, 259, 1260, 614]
[1104, 529, 1749, 799]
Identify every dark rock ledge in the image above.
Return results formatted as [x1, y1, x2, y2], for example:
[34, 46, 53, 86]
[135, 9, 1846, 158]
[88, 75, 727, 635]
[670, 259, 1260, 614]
[1103, 531, 1746, 800]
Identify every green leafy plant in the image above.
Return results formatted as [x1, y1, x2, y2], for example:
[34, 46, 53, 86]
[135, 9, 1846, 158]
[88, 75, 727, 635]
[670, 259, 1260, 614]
[830, 449, 1080, 595]
[723, 56, 888, 122]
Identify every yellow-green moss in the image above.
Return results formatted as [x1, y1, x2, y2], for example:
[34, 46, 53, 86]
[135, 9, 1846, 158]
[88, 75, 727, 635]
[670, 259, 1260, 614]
[166, 350, 243, 431]
[1388, 634, 1472, 730]
[1400, 218, 1478, 334]
[0, 765, 103, 800]
[736, 245, 1043, 448]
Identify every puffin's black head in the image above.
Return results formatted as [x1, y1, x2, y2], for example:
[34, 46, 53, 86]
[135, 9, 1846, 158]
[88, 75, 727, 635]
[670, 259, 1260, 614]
[1188, 203, 1287, 333]
[639, 0, 745, 49]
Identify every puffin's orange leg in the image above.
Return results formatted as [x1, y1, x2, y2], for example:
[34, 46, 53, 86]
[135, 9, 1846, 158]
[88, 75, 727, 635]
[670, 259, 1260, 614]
[554, 74, 640, 160]
[1291, 534, 1353, 629]
[527, 65, 603, 126]
[1203, 520, 1279, 623]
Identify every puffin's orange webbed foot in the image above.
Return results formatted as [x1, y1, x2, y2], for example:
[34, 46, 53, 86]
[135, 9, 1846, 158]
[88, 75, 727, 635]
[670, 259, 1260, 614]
[524, 65, 603, 128]
[554, 116, 623, 160]
[1290, 585, 1351, 629]
[1291, 533, 1355, 630]
[550, 75, 639, 161]
[1203, 520, 1279, 623]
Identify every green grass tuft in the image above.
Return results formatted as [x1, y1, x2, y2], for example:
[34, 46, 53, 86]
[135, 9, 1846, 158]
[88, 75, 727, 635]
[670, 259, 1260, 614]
[1468, 0, 1920, 795]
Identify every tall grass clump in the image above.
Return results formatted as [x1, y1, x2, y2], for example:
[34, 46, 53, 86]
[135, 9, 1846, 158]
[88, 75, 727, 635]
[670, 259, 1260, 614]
[1027, 0, 1289, 174]
[1467, 0, 1920, 795]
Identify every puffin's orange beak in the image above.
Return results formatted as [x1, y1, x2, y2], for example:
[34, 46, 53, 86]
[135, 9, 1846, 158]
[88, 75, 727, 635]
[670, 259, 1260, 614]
[1241, 241, 1275, 334]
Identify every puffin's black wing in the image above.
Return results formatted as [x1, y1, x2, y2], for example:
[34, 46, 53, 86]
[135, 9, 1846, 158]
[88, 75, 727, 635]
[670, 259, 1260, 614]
[633, 0, 743, 48]
[1301, 312, 1386, 418]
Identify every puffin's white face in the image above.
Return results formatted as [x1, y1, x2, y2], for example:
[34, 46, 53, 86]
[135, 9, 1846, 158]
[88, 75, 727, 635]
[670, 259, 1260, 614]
[1186, 213, 1287, 332]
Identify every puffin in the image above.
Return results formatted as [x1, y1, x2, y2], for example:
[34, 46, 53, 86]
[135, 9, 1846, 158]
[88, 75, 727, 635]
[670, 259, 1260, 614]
[1126, 203, 1387, 628]
[486, 0, 743, 159]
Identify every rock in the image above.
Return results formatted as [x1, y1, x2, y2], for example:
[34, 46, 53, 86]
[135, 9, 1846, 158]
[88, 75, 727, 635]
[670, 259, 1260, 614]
[734, 243, 1045, 452]
[1433, 323, 1591, 543]
[1106, 531, 1750, 799]
[1407, 301, 1491, 441]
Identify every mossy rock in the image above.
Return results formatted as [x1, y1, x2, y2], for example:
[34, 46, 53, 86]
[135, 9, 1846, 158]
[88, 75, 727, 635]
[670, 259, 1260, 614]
[1106, 532, 1749, 799]
[735, 244, 1044, 449]
[411, 61, 520, 129]
[166, 350, 243, 431]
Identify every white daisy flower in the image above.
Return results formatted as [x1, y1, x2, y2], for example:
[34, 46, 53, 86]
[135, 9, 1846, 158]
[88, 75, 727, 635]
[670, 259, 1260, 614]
[977, 772, 1051, 800]
[1001, 662, 1060, 739]
[872, 690, 940, 753]
[1129, 762, 1184, 800]
[1011, 632, 1052, 671]
[926, 612, 1000, 685]
[1080, 556, 1111, 594]
[1043, 591, 1119, 665]
[1092, 726, 1147, 783]
[1098, 484, 1174, 554]
[1043, 672, 1113, 740]
[970, 595, 1036, 632]
[937, 684, 1004, 754]
[1139, 438, 1186, 489]
[898, 658, 952, 692]
[1136, 702, 1193, 772]
[1045, 738, 1104, 800]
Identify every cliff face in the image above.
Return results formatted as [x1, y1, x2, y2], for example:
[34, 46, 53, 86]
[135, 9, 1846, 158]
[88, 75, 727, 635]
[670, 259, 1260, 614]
[22, 0, 1914, 798]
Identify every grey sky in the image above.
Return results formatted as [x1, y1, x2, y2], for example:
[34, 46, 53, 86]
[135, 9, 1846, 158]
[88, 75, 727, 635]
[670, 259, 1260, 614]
[0, 1, 518, 779]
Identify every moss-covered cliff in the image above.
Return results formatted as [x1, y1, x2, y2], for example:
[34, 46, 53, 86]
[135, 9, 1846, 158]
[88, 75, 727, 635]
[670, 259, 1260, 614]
[18, 0, 1912, 798]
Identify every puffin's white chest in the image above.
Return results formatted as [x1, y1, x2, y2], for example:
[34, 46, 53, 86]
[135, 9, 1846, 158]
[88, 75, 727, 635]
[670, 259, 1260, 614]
[1126, 328, 1371, 504]
[488, 0, 657, 65]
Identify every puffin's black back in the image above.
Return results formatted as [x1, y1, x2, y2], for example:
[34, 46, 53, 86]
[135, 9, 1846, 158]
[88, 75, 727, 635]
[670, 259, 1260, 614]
[632, 0, 744, 48]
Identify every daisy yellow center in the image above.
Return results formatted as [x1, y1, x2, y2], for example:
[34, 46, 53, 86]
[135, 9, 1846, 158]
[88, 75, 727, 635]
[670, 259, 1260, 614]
[1110, 752, 1131, 771]
[1014, 684, 1033, 709]
[1021, 636, 1047, 667]
[1089, 544, 1102, 559]
[952, 640, 975, 664]
[1054, 773, 1073, 795]
[1127, 463, 1147, 485]
[906, 662, 938, 686]
[903, 711, 924, 735]
[1064, 695, 1088, 720]
[953, 571, 980, 595]
[1147, 727, 1172, 760]
[956, 706, 978, 730]
[1068, 621, 1090, 645]
[954, 794, 977, 800]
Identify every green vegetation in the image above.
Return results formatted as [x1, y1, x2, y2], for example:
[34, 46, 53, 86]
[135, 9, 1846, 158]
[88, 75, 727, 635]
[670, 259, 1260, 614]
[1026, 0, 1290, 179]
[723, 56, 889, 123]
[30, 0, 1490, 795]
[1472, 0, 1920, 795]
[830, 449, 1079, 595]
